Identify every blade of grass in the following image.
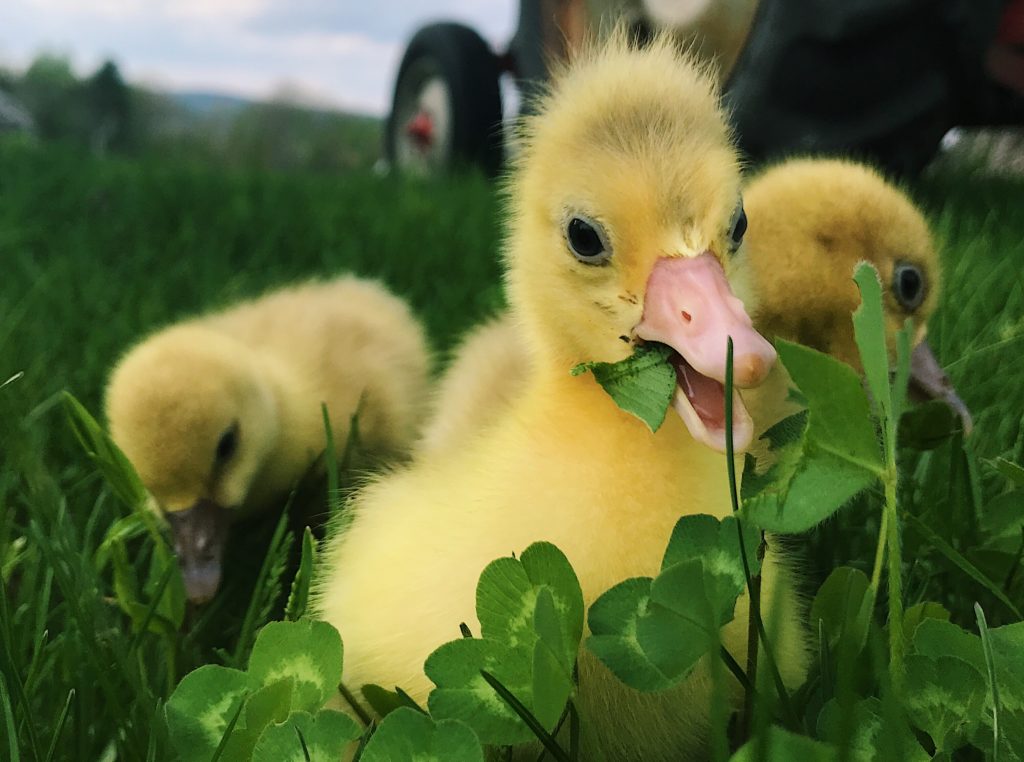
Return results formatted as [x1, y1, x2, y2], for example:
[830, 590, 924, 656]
[393, 687, 427, 715]
[295, 726, 312, 761]
[0, 577, 42, 760]
[30, 517, 152, 757]
[904, 513, 1022, 619]
[145, 700, 160, 762]
[20, 629, 52, 720]
[350, 721, 375, 762]
[480, 670, 571, 762]
[338, 400, 365, 476]
[1, 672, 21, 762]
[29, 565, 53, 672]
[1002, 529, 1024, 592]
[708, 629, 729, 762]
[534, 697, 575, 762]
[285, 526, 317, 622]
[322, 404, 341, 518]
[43, 689, 74, 762]
[818, 619, 833, 704]
[726, 338, 756, 737]
[975, 603, 1001, 762]
[724, 338, 797, 732]
[338, 682, 374, 727]
[126, 562, 177, 656]
[232, 509, 292, 666]
[719, 646, 757, 700]
[208, 693, 248, 762]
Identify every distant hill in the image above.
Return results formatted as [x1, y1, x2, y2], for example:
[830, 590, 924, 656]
[171, 91, 252, 117]
[159, 90, 382, 171]
[170, 91, 379, 124]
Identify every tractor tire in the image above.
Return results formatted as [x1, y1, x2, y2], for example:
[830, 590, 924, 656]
[386, 22, 504, 176]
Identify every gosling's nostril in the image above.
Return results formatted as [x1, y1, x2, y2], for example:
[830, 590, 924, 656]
[733, 352, 775, 387]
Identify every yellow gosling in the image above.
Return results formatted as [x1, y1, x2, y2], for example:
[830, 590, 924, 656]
[105, 276, 431, 603]
[314, 31, 803, 761]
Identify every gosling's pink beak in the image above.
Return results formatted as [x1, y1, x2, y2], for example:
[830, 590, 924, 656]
[635, 253, 777, 453]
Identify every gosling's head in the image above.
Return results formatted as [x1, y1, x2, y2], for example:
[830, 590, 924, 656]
[505, 29, 775, 452]
[742, 158, 971, 432]
[105, 325, 279, 603]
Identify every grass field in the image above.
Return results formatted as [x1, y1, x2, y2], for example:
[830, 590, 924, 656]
[1, 135, 1023, 759]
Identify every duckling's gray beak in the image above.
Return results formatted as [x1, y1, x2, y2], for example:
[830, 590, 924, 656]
[909, 340, 974, 436]
[165, 498, 230, 604]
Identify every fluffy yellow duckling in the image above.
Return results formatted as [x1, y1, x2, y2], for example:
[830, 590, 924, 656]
[419, 158, 972, 456]
[315, 31, 803, 760]
[105, 277, 431, 603]
[739, 158, 972, 435]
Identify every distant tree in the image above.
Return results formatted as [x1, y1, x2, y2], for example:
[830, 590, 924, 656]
[17, 54, 86, 141]
[225, 84, 380, 172]
[0, 67, 16, 92]
[86, 60, 132, 153]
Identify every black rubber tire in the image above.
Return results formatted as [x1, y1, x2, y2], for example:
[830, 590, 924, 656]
[386, 22, 503, 176]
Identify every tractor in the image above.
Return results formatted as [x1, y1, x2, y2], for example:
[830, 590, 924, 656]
[385, 0, 1024, 176]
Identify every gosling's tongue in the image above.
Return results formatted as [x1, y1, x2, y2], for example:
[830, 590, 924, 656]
[636, 254, 777, 452]
[909, 339, 974, 436]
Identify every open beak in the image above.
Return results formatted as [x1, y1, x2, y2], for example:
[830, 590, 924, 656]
[165, 498, 230, 604]
[909, 340, 973, 436]
[635, 253, 777, 453]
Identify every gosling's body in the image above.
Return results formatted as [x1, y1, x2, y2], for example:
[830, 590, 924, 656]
[106, 277, 431, 600]
[196, 278, 432, 475]
[323, 377, 805, 758]
[416, 316, 528, 454]
[315, 33, 804, 760]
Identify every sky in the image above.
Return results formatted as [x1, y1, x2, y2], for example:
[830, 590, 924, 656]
[0, 0, 517, 115]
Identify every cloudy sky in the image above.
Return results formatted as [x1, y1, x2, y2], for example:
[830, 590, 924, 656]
[0, 0, 516, 114]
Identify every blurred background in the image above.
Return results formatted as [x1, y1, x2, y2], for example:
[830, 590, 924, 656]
[2, 0, 1022, 176]
[0, 1, 515, 172]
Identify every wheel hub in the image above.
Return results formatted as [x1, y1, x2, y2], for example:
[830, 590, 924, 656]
[406, 110, 435, 150]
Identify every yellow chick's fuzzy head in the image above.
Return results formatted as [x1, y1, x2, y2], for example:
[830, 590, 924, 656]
[741, 158, 971, 432]
[105, 324, 279, 601]
[504, 28, 775, 452]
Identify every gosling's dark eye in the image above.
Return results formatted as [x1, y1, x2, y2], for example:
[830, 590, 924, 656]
[215, 424, 239, 464]
[892, 262, 925, 310]
[728, 202, 747, 252]
[566, 216, 610, 263]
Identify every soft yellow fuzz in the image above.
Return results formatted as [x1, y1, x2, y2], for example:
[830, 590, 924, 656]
[415, 315, 527, 455]
[105, 277, 431, 516]
[314, 32, 805, 761]
[740, 157, 939, 369]
[739, 158, 941, 431]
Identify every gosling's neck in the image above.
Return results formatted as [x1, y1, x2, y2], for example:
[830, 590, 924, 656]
[240, 356, 308, 514]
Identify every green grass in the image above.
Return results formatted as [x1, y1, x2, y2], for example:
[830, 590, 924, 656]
[0, 138, 504, 759]
[1, 136, 1023, 758]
